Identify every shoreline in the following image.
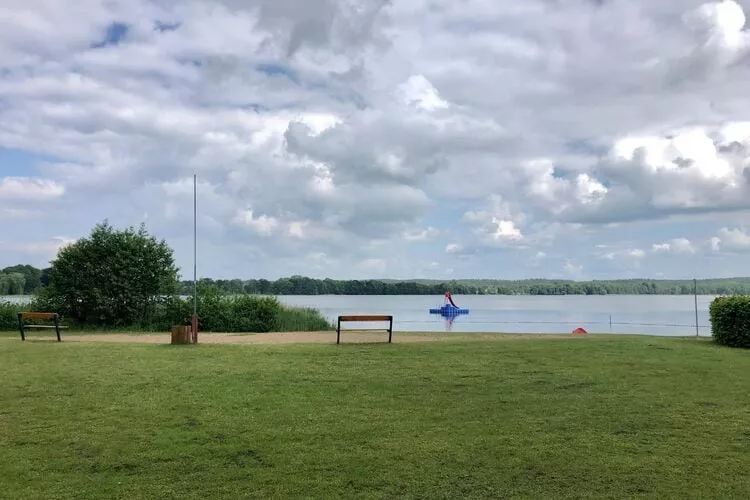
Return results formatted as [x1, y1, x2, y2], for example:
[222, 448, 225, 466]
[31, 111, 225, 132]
[0, 331, 707, 345]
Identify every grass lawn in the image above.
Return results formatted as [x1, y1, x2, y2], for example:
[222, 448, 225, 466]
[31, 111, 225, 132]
[1, 335, 749, 499]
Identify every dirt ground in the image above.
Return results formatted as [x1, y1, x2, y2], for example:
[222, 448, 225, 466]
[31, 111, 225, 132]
[29, 331, 579, 345]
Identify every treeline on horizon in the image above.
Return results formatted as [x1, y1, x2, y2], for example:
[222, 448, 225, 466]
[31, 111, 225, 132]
[179, 275, 750, 296]
[0, 265, 51, 295]
[4, 264, 750, 297]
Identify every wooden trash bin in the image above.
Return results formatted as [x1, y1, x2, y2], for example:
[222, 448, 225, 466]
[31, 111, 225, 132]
[171, 325, 194, 344]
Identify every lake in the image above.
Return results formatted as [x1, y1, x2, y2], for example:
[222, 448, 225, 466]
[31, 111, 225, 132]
[2, 294, 715, 336]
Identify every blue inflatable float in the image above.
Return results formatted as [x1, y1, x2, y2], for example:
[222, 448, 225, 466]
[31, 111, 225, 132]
[429, 292, 470, 316]
[429, 304, 470, 315]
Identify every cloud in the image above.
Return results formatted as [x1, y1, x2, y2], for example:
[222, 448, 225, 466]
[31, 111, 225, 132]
[709, 227, 750, 253]
[564, 260, 583, 276]
[2, 0, 750, 279]
[359, 258, 387, 274]
[397, 74, 449, 111]
[679, 0, 750, 74]
[445, 243, 476, 256]
[1, 236, 76, 256]
[457, 195, 527, 252]
[651, 238, 696, 254]
[600, 247, 647, 261]
[521, 122, 750, 224]
[0, 177, 65, 200]
[0, 208, 46, 219]
[403, 227, 441, 242]
[232, 209, 280, 236]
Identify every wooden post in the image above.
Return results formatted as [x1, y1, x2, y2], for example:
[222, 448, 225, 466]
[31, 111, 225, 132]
[171, 325, 193, 345]
[191, 313, 199, 344]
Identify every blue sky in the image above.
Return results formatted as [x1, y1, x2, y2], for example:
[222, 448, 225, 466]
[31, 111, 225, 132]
[2, 0, 750, 280]
[0, 148, 49, 176]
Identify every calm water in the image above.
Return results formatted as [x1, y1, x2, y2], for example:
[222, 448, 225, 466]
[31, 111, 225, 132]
[275, 294, 715, 336]
[3, 294, 716, 336]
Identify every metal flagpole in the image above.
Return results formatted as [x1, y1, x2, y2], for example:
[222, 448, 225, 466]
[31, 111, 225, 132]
[192, 174, 198, 343]
[694, 278, 699, 337]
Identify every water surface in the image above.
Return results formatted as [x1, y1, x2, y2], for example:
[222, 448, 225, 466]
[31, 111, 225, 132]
[2, 294, 715, 336]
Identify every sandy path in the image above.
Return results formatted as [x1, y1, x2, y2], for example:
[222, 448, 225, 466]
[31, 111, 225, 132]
[42, 331, 579, 345]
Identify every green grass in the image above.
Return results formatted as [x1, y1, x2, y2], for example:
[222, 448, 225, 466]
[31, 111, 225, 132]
[1, 335, 749, 499]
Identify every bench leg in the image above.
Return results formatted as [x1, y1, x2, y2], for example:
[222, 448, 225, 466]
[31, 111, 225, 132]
[54, 315, 61, 342]
[336, 317, 341, 345]
[388, 318, 393, 343]
[17, 313, 25, 341]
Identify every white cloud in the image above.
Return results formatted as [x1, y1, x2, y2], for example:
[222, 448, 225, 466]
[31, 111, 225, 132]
[564, 260, 583, 276]
[403, 227, 440, 242]
[1, 236, 76, 256]
[232, 209, 279, 236]
[0, 177, 65, 200]
[459, 195, 526, 250]
[0, 208, 45, 219]
[359, 258, 387, 274]
[2, 0, 750, 279]
[710, 227, 750, 253]
[397, 74, 449, 111]
[601, 247, 647, 261]
[521, 122, 750, 224]
[445, 243, 463, 255]
[651, 238, 696, 254]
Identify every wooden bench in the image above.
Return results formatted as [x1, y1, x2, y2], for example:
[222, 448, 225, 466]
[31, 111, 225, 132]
[336, 315, 394, 344]
[17, 312, 67, 342]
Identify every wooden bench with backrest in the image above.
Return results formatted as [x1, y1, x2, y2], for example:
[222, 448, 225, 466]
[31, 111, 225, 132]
[17, 312, 67, 342]
[336, 315, 394, 344]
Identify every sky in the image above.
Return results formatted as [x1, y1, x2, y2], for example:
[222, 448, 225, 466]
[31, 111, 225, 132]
[2, 0, 750, 281]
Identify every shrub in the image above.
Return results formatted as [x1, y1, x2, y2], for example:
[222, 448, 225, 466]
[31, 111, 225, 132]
[2, 288, 333, 334]
[0, 301, 23, 331]
[275, 306, 334, 332]
[190, 290, 331, 333]
[709, 295, 750, 348]
[230, 295, 282, 332]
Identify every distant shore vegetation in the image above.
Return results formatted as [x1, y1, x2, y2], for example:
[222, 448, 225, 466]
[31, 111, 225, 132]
[177, 276, 750, 296]
[3, 265, 750, 297]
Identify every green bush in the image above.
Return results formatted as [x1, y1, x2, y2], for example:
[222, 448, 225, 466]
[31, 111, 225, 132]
[709, 295, 750, 348]
[229, 295, 282, 332]
[191, 292, 332, 333]
[1, 290, 333, 334]
[275, 306, 334, 332]
[0, 301, 23, 331]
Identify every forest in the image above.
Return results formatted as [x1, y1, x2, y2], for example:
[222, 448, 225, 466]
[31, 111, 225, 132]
[4, 265, 750, 297]
[177, 275, 750, 296]
[0, 265, 51, 295]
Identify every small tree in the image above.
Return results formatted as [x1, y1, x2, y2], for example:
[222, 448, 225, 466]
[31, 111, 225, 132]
[45, 221, 179, 327]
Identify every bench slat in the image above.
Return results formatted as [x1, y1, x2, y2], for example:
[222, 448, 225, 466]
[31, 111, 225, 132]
[338, 315, 392, 322]
[19, 312, 58, 320]
[23, 325, 69, 329]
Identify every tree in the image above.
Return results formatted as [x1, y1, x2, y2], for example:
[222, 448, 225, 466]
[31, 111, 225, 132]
[2, 265, 42, 293]
[40, 267, 53, 287]
[45, 221, 179, 326]
[0, 272, 26, 295]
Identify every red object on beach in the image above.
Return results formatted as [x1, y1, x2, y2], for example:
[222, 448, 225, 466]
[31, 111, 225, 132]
[572, 327, 588, 335]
